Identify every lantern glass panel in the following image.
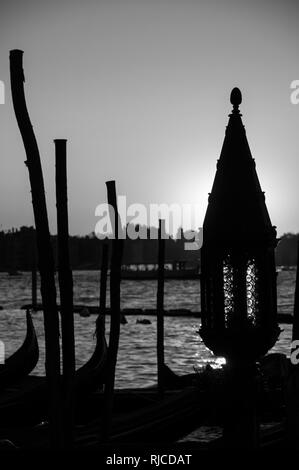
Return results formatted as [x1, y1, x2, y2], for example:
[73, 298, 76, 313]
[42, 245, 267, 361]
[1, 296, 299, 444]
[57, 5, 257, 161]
[222, 254, 260, 328]
[223, 255, 234, 326]
[246, 259, 259, 326]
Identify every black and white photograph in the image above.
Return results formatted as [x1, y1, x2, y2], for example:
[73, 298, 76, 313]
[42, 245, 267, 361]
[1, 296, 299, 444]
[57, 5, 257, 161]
[0, 0, 298, 456]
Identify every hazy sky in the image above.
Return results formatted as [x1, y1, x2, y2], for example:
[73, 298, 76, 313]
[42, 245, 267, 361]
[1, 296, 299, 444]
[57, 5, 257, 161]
[0, 0, 298, 236]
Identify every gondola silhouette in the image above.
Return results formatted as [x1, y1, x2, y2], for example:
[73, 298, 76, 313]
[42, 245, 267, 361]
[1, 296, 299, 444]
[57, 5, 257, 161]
[0, 325, 107, 427]
[0, 311, 39, 389]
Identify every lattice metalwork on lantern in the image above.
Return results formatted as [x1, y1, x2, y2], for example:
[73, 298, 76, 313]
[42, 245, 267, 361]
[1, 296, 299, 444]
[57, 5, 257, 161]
[199, 88, 280, 362]
[246, 258, 259, 326]
[220, 254, 261, 328]
[223, 255, 234, 326]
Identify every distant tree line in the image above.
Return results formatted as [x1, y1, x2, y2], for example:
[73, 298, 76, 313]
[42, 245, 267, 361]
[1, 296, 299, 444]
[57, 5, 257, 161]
[0, 226, 298, 272]
[0, 226, 200, 271]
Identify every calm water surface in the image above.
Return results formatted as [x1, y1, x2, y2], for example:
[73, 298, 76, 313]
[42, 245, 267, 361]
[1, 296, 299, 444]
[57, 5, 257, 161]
[0, 269, 295, 388]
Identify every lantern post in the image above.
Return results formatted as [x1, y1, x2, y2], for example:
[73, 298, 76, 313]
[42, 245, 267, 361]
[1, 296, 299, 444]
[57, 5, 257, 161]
[200, 88, 280, 447]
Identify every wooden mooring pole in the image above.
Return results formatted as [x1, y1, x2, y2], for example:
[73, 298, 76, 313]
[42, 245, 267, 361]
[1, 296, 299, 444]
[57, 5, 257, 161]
[10, 50, 63, 448]
[157, 219, 165, 397]
[99, 243, 109, 334]
[103, 181, 124, 440]
[286, 236, 299, 447]
[292, 237, 299, 343]
[55, 139, 76, 447]
[31, 243, 37, 311]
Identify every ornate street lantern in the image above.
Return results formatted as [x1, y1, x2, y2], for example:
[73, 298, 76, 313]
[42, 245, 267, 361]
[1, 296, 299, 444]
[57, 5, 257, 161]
[200, 88, 280, 364]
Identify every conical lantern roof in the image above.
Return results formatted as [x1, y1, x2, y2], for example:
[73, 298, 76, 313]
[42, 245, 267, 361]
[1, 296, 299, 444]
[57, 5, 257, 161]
[203, 88, 276, 248]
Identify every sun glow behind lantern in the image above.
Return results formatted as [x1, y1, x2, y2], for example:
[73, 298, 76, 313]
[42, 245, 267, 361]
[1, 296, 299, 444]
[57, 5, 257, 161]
[194, 357, 227, 371]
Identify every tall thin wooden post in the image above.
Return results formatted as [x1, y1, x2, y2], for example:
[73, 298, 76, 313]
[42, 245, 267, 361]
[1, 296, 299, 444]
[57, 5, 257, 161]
[31, 242, 37, 311]
[99, 243, 109, 334]
[286, 236, 299, 447]
[55, 139, 75, 447]
[103, 181, 124, 440]
[292, 237, 299, 343]
[10, 50, 62, 448]
[157, 219, 165, 397]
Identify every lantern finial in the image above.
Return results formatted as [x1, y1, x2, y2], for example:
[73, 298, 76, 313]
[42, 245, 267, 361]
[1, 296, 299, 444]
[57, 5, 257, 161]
[230, 87, 242, 114]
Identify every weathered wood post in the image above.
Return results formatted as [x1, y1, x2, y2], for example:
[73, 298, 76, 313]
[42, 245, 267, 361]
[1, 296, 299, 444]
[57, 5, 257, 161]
[103, 181, 124, 440]
[99, 243, 109, 334]
[286, 237, 299, 447]
[55, 139, 75, 447]
[292, 238, 299, 343]
[10, 50, 63, 448]
[31, 242, 37, 311]
[157, 218, 165, 397]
